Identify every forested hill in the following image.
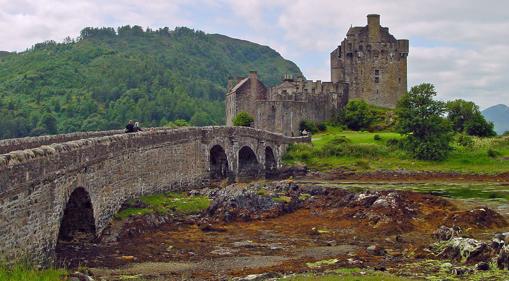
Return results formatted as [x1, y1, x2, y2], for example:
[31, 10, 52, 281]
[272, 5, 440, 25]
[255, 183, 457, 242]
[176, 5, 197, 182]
[0, 26, 302, 139]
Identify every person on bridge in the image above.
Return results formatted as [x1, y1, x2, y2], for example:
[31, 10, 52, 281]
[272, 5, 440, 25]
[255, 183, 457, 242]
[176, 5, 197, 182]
[134, 122, 143, 132]
[125, 120, 135, 133]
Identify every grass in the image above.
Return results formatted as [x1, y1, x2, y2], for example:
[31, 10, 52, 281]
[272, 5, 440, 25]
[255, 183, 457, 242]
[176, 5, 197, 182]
[279, 268, 414, 281]
[115, 192, 211, 220]
[0, 263, 66, 281]
[284, 126, 509, 174]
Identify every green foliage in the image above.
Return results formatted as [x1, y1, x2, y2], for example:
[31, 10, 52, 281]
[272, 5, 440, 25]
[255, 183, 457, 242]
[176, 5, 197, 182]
[283, 127, 509, 173]
[457, 134, 474, 147]
[447, 99, 496, 137]
[299, 120, 326, 134]
[0, 262, 66, 281]
[396, 83, 453, 161]
[115, 192, 210, 220]
[232, 111, 254, 127]
[0, 26, 301, 139]
[373, 134, 382, 141]
[465, 114, 497, 137]
[343, 100, 375, 131]
[487, 148, 502, 158]
[280, 268, 413, 281]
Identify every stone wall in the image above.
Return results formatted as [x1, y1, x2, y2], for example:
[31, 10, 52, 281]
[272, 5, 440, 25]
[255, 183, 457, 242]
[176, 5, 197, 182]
[0, 126, 308, 264]
[0, 130, 123, 154]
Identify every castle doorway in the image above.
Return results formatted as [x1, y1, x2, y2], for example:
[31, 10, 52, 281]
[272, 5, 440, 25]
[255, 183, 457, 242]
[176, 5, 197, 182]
[265, 146, 277, 179]
[210, 145, 229, 180]
[238, 146, 260, 180]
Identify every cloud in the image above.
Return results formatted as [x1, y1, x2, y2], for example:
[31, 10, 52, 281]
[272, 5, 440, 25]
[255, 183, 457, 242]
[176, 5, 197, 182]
[0, 0, 507, 107]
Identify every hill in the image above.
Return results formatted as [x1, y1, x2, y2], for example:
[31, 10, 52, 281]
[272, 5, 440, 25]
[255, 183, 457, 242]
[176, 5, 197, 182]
[0, 26, 302, 139]
[482, 104, 509, 135]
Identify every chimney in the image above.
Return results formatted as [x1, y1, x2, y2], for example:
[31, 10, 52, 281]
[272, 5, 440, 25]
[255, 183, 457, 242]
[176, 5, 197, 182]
[249, 71, 258, 81]
[367, 14, 381, 42]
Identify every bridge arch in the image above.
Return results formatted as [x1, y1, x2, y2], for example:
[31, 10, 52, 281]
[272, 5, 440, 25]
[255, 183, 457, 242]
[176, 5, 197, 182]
[237, 145, 260, 180]
[57, 187, 96, 243]
[209, 144, 230, 180]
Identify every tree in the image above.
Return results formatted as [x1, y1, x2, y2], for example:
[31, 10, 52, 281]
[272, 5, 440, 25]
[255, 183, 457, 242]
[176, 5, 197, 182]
[446, 99, 496, 137]
[39, 113, 58, 135]
[233, 112, 254, 127]
[343, 100, 375, 131]
[465, 114, 496, 137]
[396, 83, 452, 161]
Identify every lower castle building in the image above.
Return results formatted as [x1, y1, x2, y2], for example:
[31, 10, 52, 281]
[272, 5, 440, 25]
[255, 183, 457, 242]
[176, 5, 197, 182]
[226, 14, 408, 136]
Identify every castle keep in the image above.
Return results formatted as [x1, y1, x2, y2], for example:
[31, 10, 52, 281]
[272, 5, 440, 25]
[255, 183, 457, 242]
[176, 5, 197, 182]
[226, 14, 409, 136]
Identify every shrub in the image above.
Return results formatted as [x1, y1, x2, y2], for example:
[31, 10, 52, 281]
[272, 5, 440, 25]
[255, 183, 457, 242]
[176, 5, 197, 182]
[487, 148, 502, 158]
[233, 112, 254, 127]
[464, 114, 497, 137]
[386, 138, 400, 148]
[373, 134, 382, 141]
[343, 100, 375, 131]
[299, 120, 326, 134]
[457, 134, 474, 147]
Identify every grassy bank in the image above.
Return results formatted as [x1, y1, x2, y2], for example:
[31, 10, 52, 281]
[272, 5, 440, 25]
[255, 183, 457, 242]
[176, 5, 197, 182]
[279, 268, 413, 281]
[115, 192, 210, 220]
[284, 127, 509, 174]
[0, 263, 66, 281]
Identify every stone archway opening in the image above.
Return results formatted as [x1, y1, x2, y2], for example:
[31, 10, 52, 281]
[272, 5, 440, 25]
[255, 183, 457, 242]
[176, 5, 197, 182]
[265, 146, 277, 179]
[56, 187, 96, 266]
[210, 145, 229, 180]
[238, 146, 260, 180]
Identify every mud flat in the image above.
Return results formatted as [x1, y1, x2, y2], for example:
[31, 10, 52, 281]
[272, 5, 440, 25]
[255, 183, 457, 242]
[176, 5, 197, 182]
[57, 180, 509, 280]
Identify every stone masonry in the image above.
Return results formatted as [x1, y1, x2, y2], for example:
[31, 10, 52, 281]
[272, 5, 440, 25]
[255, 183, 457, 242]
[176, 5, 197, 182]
[0, 127, 308, 264]
[226, 14, 408, 136]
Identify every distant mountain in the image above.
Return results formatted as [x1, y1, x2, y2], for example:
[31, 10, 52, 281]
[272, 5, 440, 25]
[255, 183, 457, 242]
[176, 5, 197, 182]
[482, 104, 509, 135]
[0, 26, 302, 139]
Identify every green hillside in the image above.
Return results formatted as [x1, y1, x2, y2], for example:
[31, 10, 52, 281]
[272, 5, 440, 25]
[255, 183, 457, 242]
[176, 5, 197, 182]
[0, 26, 302, 139]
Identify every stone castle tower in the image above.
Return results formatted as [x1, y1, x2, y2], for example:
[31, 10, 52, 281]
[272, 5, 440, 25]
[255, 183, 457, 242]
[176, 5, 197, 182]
[331, 14, 409, 108]
[226, 14, 408, 136]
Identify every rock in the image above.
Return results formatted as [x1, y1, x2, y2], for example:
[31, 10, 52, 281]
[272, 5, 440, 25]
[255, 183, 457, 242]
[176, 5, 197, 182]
[437, 237, 491, 264]
[367, 245, 386, 256]
[452, 266, 472, 276]
[232, 240, 258, 248]
[70, 272, 95, 281]
[497, 244, 509, 270]
[234, 272, 281, 281]
[476, 262, 490, 271]
[207, 181, 301, 222]
[492, 232, 509, 251]
[210, 247, 236, 256]
[120, 255, 135, 261]
[433, 225, 462, 241]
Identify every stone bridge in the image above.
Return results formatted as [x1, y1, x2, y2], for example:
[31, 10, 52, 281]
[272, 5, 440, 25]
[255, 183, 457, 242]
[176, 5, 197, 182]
[0, 126, 309, 264]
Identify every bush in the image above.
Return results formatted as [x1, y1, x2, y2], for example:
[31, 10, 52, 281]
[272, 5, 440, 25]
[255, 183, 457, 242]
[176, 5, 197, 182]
[386, 138, 401, 148]
[233, 112, 254, 127]
[373, 134, 382, 141]
[343, 100, 375, 131]
[464, 114, 496, 137]
[299, 120, 326, 134]
[487, 148, 502, 158]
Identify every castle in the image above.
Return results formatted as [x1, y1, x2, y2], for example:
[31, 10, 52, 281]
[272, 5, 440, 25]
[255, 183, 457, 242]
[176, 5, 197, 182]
[226, 14, 409, 136]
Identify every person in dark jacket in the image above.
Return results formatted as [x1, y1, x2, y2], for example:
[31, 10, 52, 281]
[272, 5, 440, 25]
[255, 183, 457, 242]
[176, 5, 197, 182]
[125, 120, 135, 133]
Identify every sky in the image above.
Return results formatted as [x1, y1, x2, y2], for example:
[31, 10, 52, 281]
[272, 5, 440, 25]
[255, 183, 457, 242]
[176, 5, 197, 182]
[0, 0, 507, 109]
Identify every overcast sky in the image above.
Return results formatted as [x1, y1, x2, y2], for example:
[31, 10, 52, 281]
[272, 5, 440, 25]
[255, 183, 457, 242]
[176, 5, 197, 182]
[0, 0, 507, 108]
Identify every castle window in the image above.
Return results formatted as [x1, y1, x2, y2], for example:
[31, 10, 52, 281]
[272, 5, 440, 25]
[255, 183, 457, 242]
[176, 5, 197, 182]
[375, 77, 379, 83]
[375, 69, 380, 75]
